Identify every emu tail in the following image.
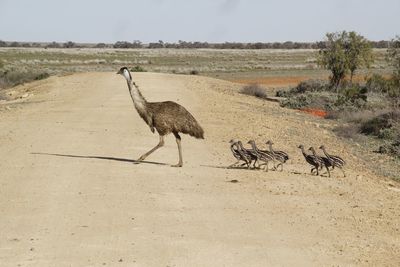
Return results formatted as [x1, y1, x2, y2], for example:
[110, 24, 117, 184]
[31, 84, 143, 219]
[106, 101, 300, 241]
[187, 118, 204, 139]
[180, 114, 204, 139]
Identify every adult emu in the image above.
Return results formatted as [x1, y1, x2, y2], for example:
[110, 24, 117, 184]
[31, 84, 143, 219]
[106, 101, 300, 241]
[117, 67, 204, 167]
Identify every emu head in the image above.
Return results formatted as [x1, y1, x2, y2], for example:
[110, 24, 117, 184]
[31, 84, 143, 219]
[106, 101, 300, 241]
[229, 139, 239, 145]
[117, 67, 132, 82]
[247, 140, 256, 146]
[308, 147, 316, 153]
[298, 144, 304, 149]
[266, 140, 273, 145]
[319, 145, 325, 150]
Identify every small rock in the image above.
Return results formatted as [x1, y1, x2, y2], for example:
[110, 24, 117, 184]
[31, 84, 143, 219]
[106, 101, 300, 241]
[229, 179, 239, 183]
[21, 93, 29, 98]
[118, 259, 123, 262]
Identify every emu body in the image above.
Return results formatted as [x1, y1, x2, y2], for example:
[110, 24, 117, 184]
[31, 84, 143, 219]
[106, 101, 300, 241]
[117, 67, 204, 167]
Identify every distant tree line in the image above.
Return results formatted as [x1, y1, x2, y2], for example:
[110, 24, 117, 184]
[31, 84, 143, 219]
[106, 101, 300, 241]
[0, 40, 392, 49]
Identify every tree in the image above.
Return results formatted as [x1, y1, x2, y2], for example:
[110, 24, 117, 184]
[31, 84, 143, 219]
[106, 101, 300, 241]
[345, 31, 373, 83]
[319, 31, 348, 90]
[387, 36, 400, 107]
[319, 31, 374, 89]
[63, 41, 76, 48]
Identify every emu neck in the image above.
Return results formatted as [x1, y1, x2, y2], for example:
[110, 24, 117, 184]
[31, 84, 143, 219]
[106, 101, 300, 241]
[268, 143, 273, 152]
[250, 142, 258, 151]
[321, 148, 329, 157]
[126, 80, 148, 115]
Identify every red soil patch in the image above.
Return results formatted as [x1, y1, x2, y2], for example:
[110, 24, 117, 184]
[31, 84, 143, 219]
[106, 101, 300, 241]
[299, 108, 327, 118]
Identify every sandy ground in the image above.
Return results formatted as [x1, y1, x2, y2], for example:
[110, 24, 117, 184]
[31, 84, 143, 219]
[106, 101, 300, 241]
[0, 72, 399, 266]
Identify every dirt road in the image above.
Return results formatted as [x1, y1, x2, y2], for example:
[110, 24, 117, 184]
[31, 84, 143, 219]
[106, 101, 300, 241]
[0, 73, 399, 266]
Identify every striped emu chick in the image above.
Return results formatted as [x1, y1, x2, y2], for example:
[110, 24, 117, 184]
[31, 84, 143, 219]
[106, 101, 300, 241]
[236, 141, 257, 168]
[228, 139, 251, 169]
[247, 140, 275, 171]
[308, 147, 331, 177]
[319, 145, 346, 177]
[298, 145, 324, 176]
[265, 140, 289, 171]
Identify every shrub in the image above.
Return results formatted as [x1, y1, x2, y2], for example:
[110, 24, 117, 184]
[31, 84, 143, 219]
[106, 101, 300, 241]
[130, 66, 147, 72]
[294, 79, 328, 94]
[335, 85, 367, 108]
[377, 141, 400, 157]
[0, 69, 50, 88]
[360, 111, 400, 136]
[366, 74, 392, 93]
[280, 94, 311, 109]
[34, 72, 50, 80]
[189, 70, 199, 75]
[240, 84, 267, 99]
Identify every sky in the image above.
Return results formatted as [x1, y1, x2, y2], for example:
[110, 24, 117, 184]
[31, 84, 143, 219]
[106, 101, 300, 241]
[0, 0, 399, 43]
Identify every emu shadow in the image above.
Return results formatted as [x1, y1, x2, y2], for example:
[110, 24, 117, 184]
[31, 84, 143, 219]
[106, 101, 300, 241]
[201, 164, 262, 171]
[31, 152, 168, 166]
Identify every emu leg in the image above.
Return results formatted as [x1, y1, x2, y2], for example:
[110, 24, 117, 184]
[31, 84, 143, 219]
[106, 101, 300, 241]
[325, 166, 331, 177]
[228, 161, 240, 168]
[277, 163, 283, 172]
[138, 135, 164, 161]
[340, 167, 346, 177]
[171, 133, 183, 167]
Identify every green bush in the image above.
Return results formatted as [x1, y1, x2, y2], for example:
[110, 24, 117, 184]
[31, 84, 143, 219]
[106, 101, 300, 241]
[335, 85, 367, 108]
[280, 94, 311, 109]
[130, 66, 147, 72]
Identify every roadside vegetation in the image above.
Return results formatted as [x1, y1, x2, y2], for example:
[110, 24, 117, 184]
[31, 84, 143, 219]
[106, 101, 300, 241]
[240, 84, 268, 99]
[277, 33, 400, 158]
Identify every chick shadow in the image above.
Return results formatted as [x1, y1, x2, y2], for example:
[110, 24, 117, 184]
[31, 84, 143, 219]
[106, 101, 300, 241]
[31, 152, 168, 166]
[201, 164, 264, 171]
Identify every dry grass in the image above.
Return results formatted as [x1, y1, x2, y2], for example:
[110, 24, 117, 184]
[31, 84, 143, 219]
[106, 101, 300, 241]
[0, 48, 391, 87]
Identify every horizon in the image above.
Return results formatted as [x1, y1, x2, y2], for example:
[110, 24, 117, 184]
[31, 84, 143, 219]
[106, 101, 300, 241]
[0, 0, 399, 44]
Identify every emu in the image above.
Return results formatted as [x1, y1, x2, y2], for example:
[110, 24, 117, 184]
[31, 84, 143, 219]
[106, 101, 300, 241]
[298, 145, 323, 176]
[237, 140, 258, 168]
[308, 147, 331, 177]
[319, 145, 346, 177]
[247, 140, 275, 171]
[265, 140, 289, 171]
[228, 139, 251, 168]
[117, 67, 204, 167]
